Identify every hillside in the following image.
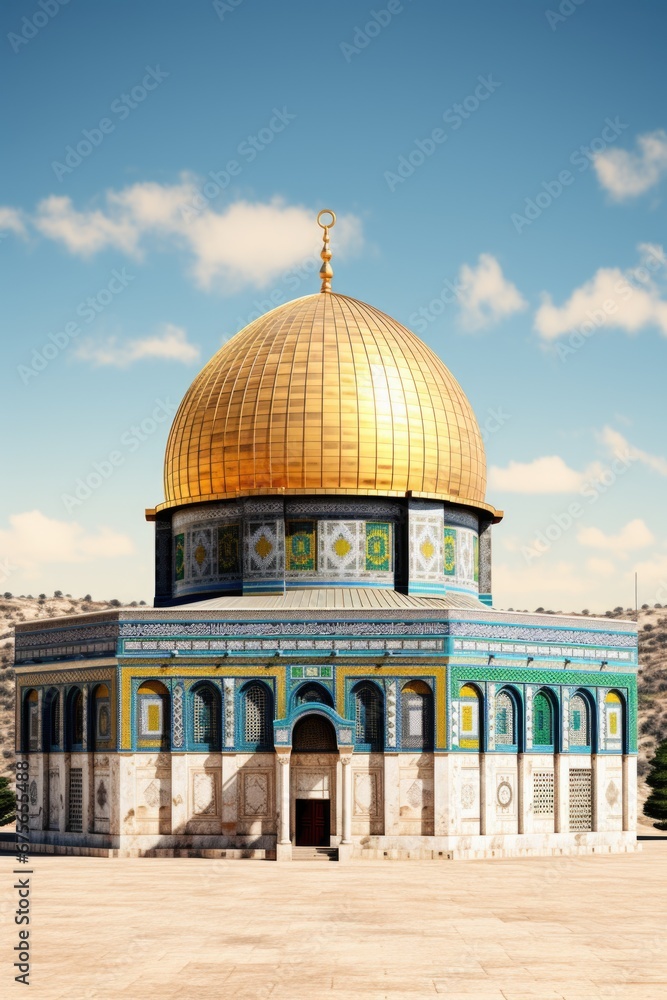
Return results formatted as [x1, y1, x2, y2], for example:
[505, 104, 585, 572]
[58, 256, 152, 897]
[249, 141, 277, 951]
[0, 592, 147, 779]
[1, 596, 665, 822]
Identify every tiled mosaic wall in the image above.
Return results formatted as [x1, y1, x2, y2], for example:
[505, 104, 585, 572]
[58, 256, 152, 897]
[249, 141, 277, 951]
[163, 497, 484, 600]
[169, 498, 399, 596]
[17, 658, 634, 757]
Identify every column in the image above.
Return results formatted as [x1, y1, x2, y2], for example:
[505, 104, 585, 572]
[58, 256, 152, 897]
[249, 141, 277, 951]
[80, 754, 92, 839]
[275, 751, 291, 861]
[59, 755, 68, 834]
[517, 753, 529, 835]
[170, 753, 188, 836]
[592, 754, 602, 832]
[622, 754, 637, 833]
[221, 753, 238, 838]
[117, 753, 137, 850]
[339, 750, 353, 861]
[554, 753, 569, 833]
[479, 753, 496, 836]
[433, 753, 448, 836]
[383, 752, 400, 837]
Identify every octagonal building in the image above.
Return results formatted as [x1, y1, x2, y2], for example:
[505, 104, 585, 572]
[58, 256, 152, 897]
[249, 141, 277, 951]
[15, 214, 638, 859]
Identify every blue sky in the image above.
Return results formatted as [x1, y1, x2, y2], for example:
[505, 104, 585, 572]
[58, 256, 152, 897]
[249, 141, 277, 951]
[1, 0, 666, 610]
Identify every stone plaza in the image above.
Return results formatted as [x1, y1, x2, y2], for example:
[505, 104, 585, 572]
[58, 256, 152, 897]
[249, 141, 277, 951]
[2, 838, 665, 999]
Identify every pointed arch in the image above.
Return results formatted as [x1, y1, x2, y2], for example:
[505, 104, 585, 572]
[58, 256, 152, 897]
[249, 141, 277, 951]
[22, 689, 39, 753]
[352, 681, 384, 751]
[240, 681, 274, 749]
[66, 686, 85, 750]
[495, 687, 522, 750]
[292, 712, 337, 752]
[137, 680, 170, 749]
[44, 687, 61, 751]
[569, 690, 595, 751]
[459, 683, 483, 750]
[604, 689, 626, 752]
[191, 682, 221, 750]
[401, 680, 434, 750]
[292, 681, 334, 710]
[91, 684, 111, 749]
[532, 688, 556, 749]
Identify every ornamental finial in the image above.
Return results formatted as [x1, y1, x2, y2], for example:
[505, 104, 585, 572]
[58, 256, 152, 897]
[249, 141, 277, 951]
[317, 209, 336, 292]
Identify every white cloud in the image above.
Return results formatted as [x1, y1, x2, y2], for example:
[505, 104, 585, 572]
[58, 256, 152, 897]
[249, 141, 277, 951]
[594, 129, 667, 200]
[0, 206, 27, 238]
[634, 549, 667, 605]
[585, 557, 616, 576]
[488, 455, 592, 494]
[534, 246, 667, 341]
[7, 182, 364, 292]
[456, 253, 527, 330]
[577, 518, 654, 555]
[489, 424, 667, 495]
[493, 559, 591, 602]
[0, 510, 134, 576]
[74, 324, 200, 368]
[598, 425, 667, 476]
[34, 194, 140, 256]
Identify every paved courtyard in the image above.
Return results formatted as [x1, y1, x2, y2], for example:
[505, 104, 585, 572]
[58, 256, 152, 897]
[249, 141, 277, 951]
[2, 840, 666, 1000]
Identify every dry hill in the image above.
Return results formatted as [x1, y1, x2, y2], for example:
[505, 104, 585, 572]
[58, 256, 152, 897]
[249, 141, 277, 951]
[0, 592, 146, 779]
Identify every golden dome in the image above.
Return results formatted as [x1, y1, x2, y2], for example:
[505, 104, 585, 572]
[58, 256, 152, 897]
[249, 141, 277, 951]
[157, 291, 498, 517]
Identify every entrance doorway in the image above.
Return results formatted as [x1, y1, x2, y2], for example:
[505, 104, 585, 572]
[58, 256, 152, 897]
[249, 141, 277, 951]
[295, 799, 330, 846]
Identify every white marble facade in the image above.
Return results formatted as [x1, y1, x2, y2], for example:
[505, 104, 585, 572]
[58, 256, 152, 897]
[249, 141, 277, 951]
[20, 748, 637, 859]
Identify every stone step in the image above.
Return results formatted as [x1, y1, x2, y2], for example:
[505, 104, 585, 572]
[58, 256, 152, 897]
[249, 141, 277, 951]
[291, 846, 339, 861]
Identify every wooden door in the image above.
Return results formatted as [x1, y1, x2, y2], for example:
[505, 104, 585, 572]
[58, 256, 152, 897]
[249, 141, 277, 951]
[295, 799, 330, 846]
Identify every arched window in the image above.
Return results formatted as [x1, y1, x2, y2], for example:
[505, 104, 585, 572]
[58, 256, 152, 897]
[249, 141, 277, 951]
[401, 681, 433, 750]
[533, 690, 554, 748]
[67, 687, 84, 750]
[243, 683, 273, 748]
[293, 713, 337, 752]
[45, 689, 61, 751]
[23, 690, 39, 752]
[137, 681, 170, 748]
[92, 684, 111, 749]
[294, 682, 334, 709]
[605, 690, 624, 749]
[569, 693, 590, 749]
[495, 690, 517, 747]
[353, 683, 383, 751]
[192, 684, 221, 749]
[459, 684, 482, 750]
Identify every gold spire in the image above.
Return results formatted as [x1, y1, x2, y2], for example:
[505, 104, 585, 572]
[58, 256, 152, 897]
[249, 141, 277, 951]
[317, 209, 336, 292]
